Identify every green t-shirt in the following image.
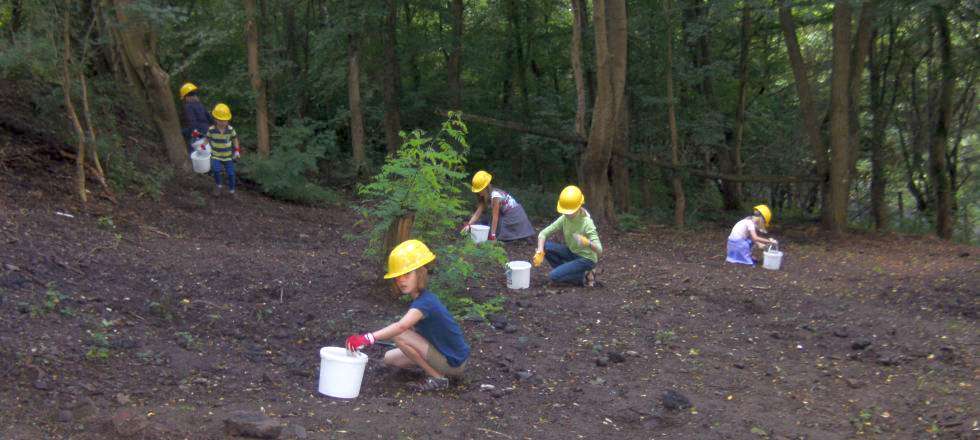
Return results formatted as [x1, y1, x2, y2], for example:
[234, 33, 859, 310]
[538, 210, 602, 262]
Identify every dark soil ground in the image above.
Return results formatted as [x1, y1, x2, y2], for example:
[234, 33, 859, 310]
[1, 139, 977, 439]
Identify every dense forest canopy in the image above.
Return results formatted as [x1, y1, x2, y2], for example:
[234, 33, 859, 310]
[0, 0, 977, 241]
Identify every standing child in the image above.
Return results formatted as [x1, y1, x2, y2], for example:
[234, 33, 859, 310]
[461, 170, 536, 242]
[726, 204, 778, 265]
[346, 239, 470, 392]
[207, 103, 241, 195]
[178, 82, 212, 156]
[532, 185, 602, 287]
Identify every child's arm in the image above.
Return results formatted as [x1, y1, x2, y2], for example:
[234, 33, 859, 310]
[232, 129, 241, 158]
[489, 198, 502, 240]
[535, 216, 563, 253]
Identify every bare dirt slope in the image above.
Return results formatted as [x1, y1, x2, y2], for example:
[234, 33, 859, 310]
[0, 152, 977, 439]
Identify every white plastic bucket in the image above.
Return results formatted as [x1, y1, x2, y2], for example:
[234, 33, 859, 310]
[763, 244, 783, 271]
[470, 224, 490, 243]
[506, 260, 532, 289]
[191, 150, 211, 174]
[318, 347, 369, 399]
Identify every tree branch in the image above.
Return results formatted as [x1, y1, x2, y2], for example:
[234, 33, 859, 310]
[434, 109, 587, 145]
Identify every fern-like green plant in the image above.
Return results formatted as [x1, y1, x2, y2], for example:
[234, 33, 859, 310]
[356, 112, 471, 256]
[241, 118, 337, 205]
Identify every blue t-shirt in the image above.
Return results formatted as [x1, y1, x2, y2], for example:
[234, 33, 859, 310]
[410, 290, 470, 367]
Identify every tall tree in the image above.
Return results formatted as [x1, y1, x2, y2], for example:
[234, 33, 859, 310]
[778, 4, 830, 221]
[382, 0, 403, 154]
[664, 0, 684, 227]
[826, 0, 853, 234]
[868, 21, 899, 230]
[570, 0, 588, 139]
[581, 0, 628, 226]
[245, 0, 271, 158]
[347, 2, 366, 176]
[729, 2, 752, 210]
[447, 0, 464, 110]
[930, 4, 954, 239]
[846, 1, 876, 177]
[109, 0, 188, 170]
[60, 2, 86, 203]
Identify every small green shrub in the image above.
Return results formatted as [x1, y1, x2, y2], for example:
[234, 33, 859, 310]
[104, 147, 173, 202]
[357, 114, 506, 320]
[616, 212, 645, 232]
[355, 113, 471, 255]
[241, 118, 338, 205]
[96, 216, 115, 230]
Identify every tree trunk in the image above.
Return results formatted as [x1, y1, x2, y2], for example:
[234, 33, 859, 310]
[846, 0, 875, 179]
[581, 0, 627, 227]
[826, 0, 853, 234]
[664, 0, 684, 227]
[245, 0, 271, 158]
[778, 5, 829, 221]
[382, 0, 403, 154]
[571, 0, 588, 139]
[447, 0, 464, 110]
[868, 29, 888, 230]
[347, 28, 367, 176]
[110, 0, 188, 170]
[61, 4, 87, 203]
[930, 4, 954, 239]
[728, 2, 751, 211]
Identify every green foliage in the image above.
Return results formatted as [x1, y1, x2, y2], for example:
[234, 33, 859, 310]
[103, 145, 174, 202]
[31, 284, 69, 318]
[96, 216, 115, 230]
[241, 118, 338, 205]
[429, 239, 509, 297]
[357, 114, 510, 320]
[616, 212, 645, 232]
[356, 113, 471, 255]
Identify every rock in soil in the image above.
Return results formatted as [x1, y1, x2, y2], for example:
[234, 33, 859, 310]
[876, 354, 902, 366]
[595, 356, 609, 367]
[111, 409, 149, 437]
[833, 328, 849, 338]
[279, 424, 309, 440]
[845, 378, 865, 389]
[56, 410, 73, 423]
[515, 370, 534, 381]
[503, 324, 518, 334]
[661, 390, 691, 410]
[607, 352, 626, 363]
[851, 339, 872, 350]
[32, 379, 51, 391]
[223, 411, 283, 439]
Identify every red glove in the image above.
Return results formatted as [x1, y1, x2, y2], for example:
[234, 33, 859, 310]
[345, 333, 375, 352]
[191, 129, 201, 138]
[488, 233, 496, 241]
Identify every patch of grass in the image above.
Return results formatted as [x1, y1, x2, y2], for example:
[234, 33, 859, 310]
[849, 407, 884, 435]
[96, 216, 115, 230]
[655, 329, 677, 345]
[31, 284, 70, 317]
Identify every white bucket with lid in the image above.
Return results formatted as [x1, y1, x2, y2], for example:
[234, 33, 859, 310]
[191, 149, 211, 174]
[318, 347, 369, 399]
[470, 224, 490, 243]
[763, 244, 783, 271]
[506, 260, 532, 289]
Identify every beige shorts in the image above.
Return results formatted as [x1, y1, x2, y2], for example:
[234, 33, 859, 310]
[425, 346, 466, 377]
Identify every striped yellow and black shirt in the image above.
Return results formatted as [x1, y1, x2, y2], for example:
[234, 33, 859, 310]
[207, 125, 238, 161]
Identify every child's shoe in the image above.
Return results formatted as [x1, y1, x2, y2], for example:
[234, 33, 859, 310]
[212, 185, 223, 196]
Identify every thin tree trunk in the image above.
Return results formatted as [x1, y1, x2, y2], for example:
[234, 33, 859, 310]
[729, 2, 751, 211]
[846, 0, 875, 179]
[665, 0, 684, 227]
[827, 0, 853, 234]
[581, 0, 627, 226]
[245, 0, 271, 158]
[348, 29, 366, 176]
[778, 4, 829, 222]
[110, 0, 188, 170]
[868, 28, 891, 230]
[447, 0, 464, 110]
[382, 0, 403, 154]
[61, 4, 87, 203]
[930, 4, 954, 239]
[571, 0, 588, 139]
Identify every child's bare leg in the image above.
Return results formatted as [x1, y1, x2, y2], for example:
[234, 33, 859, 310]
[390, 330, 443, 378]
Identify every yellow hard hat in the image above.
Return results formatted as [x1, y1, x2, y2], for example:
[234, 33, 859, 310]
[384, 239, 436, 279]
[471, 170, 492, 193]
[557, 185, 585, 214]
[212, 103, 232, 121]
[179, 83, 198, 99]
[753, 204, 772, 227]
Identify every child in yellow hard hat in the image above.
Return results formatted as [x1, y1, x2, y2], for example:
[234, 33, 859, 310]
[178, 82, 212, 156]
[346, 240, 470, 392]
[532, 185, 603, 287]
[461, 171, 536, 242]
[726, 204, 778, 265]
[206, 103, 241, 195]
